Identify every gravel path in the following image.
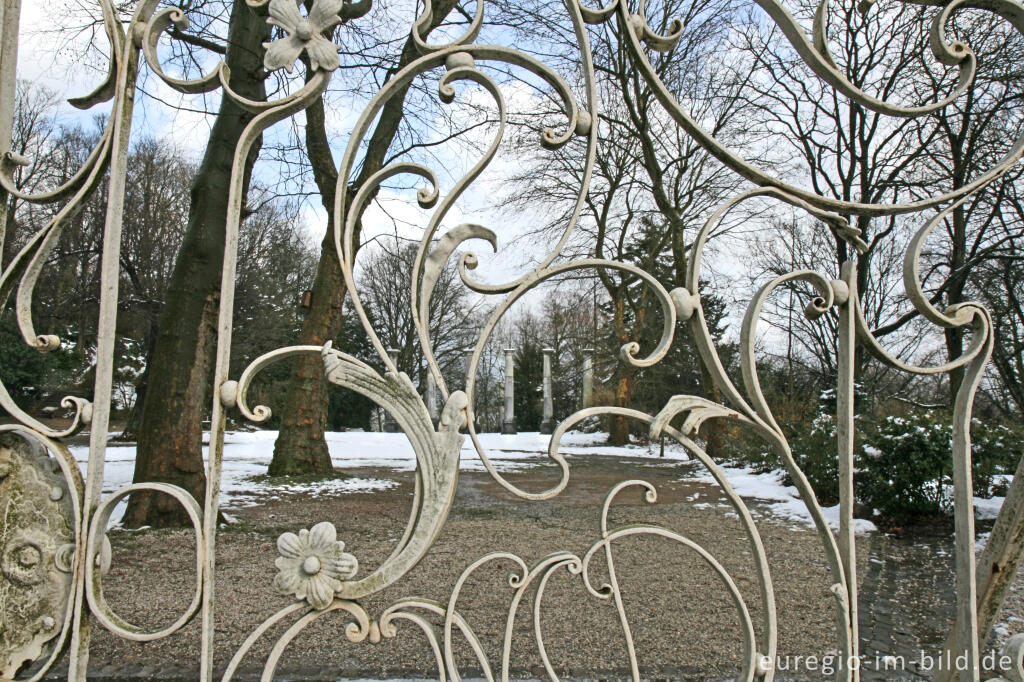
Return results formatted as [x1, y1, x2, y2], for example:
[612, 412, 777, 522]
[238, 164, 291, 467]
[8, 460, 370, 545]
[35, 455, 1022, 681]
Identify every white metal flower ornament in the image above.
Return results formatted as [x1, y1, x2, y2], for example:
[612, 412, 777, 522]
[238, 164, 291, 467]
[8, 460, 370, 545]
[273, 522, 357, 610]
[264, 0, 343, 73]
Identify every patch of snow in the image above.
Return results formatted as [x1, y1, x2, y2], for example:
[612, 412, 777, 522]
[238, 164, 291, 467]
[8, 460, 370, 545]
[225, 478, 399, 510]
[683, 464, 878, 533]
[72, 430, 690, 527]
[683, 463, 1012, 532]
[84, 430, 1017, 536]
[975, 496, 1004, 520]
[862, 444, 882, 459]
[74, 432, 401, 526]
[319, 430, 690, 471]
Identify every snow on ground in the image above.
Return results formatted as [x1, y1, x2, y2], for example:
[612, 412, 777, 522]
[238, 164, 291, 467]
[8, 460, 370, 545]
[973, 473, 1014, 520]
[72, 430, 1006, 532]
[974, 496, 1005, 520]
[684, 464, 878, 534]
[72, 430, 689, 525]
[685, 463, 1012, 533]
[314, 429, 691, 470]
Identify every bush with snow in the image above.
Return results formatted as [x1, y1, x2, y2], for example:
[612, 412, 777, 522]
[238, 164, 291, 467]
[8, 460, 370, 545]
[730, 400, 1021, 521]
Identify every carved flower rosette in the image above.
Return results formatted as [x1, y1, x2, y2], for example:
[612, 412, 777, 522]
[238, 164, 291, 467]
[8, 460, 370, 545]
[274, 522, 358, 610]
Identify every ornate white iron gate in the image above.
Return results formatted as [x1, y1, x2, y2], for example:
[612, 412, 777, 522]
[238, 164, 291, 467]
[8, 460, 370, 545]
[0, 0, 1022, 679]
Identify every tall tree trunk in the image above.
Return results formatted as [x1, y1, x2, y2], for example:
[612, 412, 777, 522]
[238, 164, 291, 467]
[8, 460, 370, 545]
[269, 0, 458, 474]
[945, 195, 969, 403]
[610, 369, 635, 446]
[124, 0, 268, 528]
[268, 86, 343, 476]
[116, 310, 159, 442]
[608, 294, 636, 446]
[699, 371, 725, 457]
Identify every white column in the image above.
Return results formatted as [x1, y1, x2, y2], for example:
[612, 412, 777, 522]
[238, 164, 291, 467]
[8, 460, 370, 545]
[582, 348, 594, 408]
[540, 347, 555, 434]
[383, 348, 400, 432]
[502, 348, 516, 434]
[463, 347, 476, 431]
[463, 347, 473, 383]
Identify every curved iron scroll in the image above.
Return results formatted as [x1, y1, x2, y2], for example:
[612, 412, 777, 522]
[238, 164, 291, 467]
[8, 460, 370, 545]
[0, 0, 1020, 680]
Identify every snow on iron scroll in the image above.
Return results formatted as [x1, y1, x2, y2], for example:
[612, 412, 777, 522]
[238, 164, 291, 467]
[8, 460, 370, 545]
[0, 0, 1022, 680]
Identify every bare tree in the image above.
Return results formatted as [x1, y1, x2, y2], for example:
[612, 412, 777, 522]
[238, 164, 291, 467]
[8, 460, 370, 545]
[267, 0, 463, 475]
[734, 0, 941, 340]
[115, 138, 194, 439]
[737, 1, 1024, 403]
[502, 0, 751, 445]
[126, 0, 270, 528]
[907, 11, 1024, 401]
[3, 81, 61, 267]
[356, 237, 481, 389]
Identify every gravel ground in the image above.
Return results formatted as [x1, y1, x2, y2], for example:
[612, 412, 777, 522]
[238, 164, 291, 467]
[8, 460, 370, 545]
[35, 455, 1021, 681]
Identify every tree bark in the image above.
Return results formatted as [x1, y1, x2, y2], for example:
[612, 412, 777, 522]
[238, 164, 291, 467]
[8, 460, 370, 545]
[269, 0, 459, 474]
[116, 306, 161, 443]
[944, 187, 969, 404]
[937, 448, 1024, 682]
[268, 86, 343, 476]
[609, 370, 635, 446]
[124, 0, 268, 528]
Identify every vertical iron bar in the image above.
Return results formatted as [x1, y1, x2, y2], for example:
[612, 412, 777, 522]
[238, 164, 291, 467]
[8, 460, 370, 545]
[69, 22, 139, 680]
[203, 225, 240, 682]
[838, 261, 859, 682]
[203, 265, 234, 682]
[949, 332, 986, 681]
[0, 0, 21, 263]
[202, 107, 275, 679]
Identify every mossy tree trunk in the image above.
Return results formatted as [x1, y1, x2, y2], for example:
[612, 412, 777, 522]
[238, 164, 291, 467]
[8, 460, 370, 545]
[124, 0, 268, 528]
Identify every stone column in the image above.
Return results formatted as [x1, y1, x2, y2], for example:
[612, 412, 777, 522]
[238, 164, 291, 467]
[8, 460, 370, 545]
[582, 348, 594, 408]
[425, 370, 439, 429]
[502, 348, 516, 434]
[383, 348, 401, 432]
[463, 348, 477, 431]
[459, 348, 470, 383]
[540, 347, 555, 434]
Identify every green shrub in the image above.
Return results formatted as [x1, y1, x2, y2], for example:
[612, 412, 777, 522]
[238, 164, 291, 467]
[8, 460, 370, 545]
[788, 411, 840, 506]
[745, 399, 1023, 520]
[857, 413, 955, 517]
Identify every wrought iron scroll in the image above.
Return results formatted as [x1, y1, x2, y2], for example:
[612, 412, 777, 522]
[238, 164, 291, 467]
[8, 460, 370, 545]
[0, 0, 1023, 680]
